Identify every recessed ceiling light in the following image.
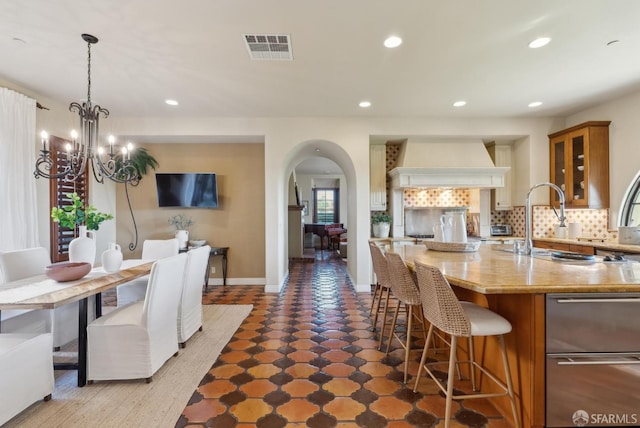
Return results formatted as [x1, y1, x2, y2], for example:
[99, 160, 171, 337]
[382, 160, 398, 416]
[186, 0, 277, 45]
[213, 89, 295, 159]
[165, 99, 179, 106]
[359, 101, 372, 108]
[528, 101, 543, 107]
[453, 101, 466, 107]
[315, 148, 321, 152]
[384, 36, 402, 48]
[528, 37, 551, 48]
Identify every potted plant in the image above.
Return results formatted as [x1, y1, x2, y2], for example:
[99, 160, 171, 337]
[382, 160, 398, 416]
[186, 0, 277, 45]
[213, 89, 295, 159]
[372, 212, 392, 238]
[51, 192, 113, 265]
[168, 214, 194, 250]
[51, 192, 114, 233]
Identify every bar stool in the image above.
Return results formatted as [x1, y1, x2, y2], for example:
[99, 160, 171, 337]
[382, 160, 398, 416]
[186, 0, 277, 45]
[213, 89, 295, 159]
[384, 251, 427, 383]
[367, 240, 384, 317]
[413, 261, 519, 428]
[367, 242, 396, 349]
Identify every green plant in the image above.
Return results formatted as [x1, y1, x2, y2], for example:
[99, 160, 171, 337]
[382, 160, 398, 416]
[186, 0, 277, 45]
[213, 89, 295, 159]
[114, 147, 159, 181]
[372, 212, 392, 224]
[51, 192, 114, 231]
[168, 214, 194, 230]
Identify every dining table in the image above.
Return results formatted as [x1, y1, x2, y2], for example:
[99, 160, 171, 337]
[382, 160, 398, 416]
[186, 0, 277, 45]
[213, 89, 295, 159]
[0, 259, 153, 387]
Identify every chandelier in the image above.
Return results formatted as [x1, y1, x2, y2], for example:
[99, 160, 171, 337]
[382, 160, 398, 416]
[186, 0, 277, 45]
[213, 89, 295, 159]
[34, 34, 139, 186]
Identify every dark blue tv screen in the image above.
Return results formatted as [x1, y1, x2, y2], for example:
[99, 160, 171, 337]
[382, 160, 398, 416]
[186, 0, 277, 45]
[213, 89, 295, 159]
[156, 173, 219, 208]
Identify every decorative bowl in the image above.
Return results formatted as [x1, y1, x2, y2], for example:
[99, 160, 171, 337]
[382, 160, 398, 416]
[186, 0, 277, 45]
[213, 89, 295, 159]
[189, 239, 206, 248]
[45, 262, 92, 282]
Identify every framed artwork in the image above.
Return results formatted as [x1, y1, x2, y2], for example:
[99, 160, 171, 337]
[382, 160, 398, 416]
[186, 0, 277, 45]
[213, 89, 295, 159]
[302, 200, 309, 216]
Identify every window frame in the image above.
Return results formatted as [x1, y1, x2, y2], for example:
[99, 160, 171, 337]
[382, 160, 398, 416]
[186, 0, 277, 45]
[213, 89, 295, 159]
[620, 171, 640, 227]
[312, 187, 339, 224]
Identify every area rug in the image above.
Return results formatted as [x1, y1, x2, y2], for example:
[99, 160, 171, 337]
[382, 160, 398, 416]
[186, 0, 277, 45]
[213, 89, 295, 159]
[5, 304, 253, 428]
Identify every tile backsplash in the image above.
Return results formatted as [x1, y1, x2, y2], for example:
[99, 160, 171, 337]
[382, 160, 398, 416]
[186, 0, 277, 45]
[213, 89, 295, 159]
[492, 206, 615, 240]
[404, 188, 470, 207]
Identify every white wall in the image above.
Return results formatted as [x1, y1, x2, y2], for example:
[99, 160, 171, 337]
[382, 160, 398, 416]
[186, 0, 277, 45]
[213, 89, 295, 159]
[10, 74, 640, 290]
[565, 90, 640, 227]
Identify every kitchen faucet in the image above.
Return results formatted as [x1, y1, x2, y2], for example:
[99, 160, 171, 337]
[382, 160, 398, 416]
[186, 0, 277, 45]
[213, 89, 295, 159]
[523, 182, 566, 254]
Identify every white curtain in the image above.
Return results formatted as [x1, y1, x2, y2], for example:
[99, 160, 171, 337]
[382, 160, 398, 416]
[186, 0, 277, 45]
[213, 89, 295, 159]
[0, 88, 38, 251]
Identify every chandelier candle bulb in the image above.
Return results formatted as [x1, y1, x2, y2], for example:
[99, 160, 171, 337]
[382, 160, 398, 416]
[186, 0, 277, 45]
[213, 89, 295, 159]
[40, 130, 48, 151]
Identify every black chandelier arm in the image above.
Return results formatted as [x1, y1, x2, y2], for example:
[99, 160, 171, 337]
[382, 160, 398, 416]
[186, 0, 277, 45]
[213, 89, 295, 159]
[34, 149, 86, 182]
[92, 156, 140, 185]
[124, 182, 139, 252]
[35, 34, 144, 187]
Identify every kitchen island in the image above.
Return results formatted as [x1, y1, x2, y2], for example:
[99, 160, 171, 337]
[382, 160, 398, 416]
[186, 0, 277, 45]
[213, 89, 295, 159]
[388, 243, 640, 428]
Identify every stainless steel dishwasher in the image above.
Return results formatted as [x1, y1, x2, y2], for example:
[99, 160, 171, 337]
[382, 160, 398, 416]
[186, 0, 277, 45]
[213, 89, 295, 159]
[546, 293, 640, 427]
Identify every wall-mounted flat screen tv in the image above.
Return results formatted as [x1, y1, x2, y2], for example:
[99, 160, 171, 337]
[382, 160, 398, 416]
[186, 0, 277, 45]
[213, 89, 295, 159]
[155, 173, 219, 208]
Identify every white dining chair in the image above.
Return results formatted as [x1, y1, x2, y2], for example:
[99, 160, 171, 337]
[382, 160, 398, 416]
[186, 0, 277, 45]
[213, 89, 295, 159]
[87, 253, 187, 382]
[0, 247, 81, 348]
[0, 332, 54, 426]
[116, 238, 179, 307]
[178, 245, 210, 347]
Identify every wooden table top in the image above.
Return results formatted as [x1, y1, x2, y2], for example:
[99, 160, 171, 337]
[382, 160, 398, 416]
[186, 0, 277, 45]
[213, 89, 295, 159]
[388, 243, 640, 294]
[0, 260, 153, 310]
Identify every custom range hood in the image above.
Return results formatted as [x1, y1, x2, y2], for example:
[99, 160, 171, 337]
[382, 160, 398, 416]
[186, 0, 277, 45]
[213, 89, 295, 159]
[388, 138, 509, 188]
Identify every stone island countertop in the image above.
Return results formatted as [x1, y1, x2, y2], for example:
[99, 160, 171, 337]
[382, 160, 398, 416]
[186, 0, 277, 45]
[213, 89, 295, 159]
[388, 243, 640, 294]
[384, 242, 640, 428]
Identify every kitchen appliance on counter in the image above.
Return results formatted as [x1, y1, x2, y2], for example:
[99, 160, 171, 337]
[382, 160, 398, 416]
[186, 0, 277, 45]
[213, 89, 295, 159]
[490, 224, 512, 236]
[404, 206, 467, 238]
[619, 226, 640, 245]
[546, 293, 640, 427]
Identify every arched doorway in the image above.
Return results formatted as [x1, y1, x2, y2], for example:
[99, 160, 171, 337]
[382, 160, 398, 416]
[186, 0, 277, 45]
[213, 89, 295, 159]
[281, 139, 367, 293]
[291, 157, 345, 251]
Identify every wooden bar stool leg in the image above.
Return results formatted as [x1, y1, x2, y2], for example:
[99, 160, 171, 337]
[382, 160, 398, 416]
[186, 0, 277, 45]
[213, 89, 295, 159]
[385, 300, 401, 353]
[369, 282, 380, 315]
[500, 335, 520, 428]
[403, 305, 413, 383]
[413, 324, 434, 392]
[378, 287, 392, 347]
[469, 336, 477, 390]
[444, 336, 458, 428]
[371, 285, 385, 329]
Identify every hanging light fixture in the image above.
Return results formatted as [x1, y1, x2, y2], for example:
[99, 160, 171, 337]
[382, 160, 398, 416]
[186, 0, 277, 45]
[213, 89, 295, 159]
[34, 33, 139, 185]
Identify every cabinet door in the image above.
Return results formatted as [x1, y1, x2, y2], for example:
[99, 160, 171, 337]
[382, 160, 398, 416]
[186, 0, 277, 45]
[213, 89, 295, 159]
[370, 145, 387, 211]
[568, 130, 588, 207]
[550, 136, 569, 205]
[548, 121, 610, 209]
[493, 145, 512, 210]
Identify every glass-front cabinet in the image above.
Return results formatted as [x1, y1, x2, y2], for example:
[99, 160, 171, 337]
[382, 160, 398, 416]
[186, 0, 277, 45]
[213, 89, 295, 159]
[549, 121, 610, 209]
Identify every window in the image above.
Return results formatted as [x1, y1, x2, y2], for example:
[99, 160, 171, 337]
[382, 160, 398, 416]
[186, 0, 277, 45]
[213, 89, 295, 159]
[621, 172, 640, 226]
[48, 135, 89, 262]
[313, 188, 339, 223]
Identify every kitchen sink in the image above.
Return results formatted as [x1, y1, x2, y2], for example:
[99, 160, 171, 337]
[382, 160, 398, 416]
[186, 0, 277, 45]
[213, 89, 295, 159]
[492, 243, 550, 256]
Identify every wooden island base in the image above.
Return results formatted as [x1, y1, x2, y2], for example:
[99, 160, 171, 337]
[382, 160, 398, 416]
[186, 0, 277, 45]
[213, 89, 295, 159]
[388, 243, 640, 428]
[453, 289, 545, 428]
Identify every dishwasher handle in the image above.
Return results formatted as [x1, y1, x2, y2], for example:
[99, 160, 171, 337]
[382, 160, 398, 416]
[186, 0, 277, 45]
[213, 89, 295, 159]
[549, 353, 640, 366]
[555, 297, 640, 304]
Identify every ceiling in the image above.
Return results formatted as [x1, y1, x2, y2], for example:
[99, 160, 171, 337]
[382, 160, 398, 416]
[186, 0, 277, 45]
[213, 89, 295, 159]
[2, 1, 640, 176]
[2, 0, 640, 120]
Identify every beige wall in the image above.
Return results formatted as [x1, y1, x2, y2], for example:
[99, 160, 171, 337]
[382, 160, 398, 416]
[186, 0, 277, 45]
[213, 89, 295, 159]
[115, 142, 265, 283]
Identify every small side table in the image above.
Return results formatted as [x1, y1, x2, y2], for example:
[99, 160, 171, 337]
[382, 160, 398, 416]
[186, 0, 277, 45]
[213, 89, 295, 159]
[180, 246, 229, 290]
[206, 246, 228, 290]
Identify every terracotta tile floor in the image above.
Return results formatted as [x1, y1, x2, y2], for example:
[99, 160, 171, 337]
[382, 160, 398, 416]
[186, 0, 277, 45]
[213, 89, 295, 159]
[176, 250, 513, 427]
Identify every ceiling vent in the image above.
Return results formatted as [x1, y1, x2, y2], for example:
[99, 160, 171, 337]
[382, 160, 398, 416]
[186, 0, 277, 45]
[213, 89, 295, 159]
[243, 34, 293, 60]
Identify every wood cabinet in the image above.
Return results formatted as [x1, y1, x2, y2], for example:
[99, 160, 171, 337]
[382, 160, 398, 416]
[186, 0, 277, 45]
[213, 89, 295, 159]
[533, 239, 595, 255]
[370, 144, 387, 211]
[549, 121, 610, 208]
[486, 143, 512, 210]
